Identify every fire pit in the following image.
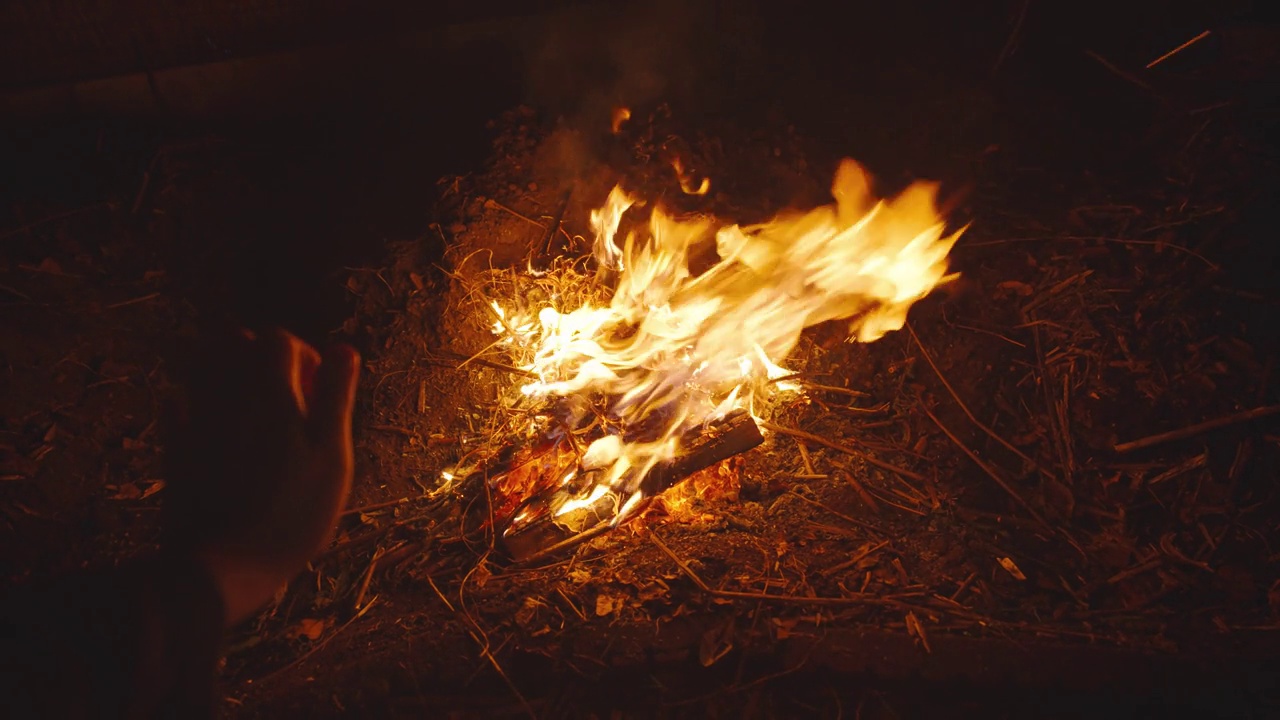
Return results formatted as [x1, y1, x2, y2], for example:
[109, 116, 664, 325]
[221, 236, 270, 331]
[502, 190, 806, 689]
[233, 102, 1278, 714]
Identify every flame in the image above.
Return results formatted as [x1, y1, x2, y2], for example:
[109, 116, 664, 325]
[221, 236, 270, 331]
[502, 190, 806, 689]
[670, 157, 710, 195]
[588, 186, 635, 271]
[611, 107, 632, 134]
[488, 158, 960, 529]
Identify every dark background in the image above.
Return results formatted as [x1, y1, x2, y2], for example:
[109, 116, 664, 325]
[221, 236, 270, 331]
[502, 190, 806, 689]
[3, 0, 1274, 341]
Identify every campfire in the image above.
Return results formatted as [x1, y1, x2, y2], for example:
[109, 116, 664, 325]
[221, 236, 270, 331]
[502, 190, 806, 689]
[441, 142, 961, 560]
[7, 2, 1279, 713]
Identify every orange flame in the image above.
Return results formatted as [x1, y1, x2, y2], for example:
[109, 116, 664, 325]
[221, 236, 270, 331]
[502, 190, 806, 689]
[670, 157, 710, 195]
[611, 107, 632, 134]
[487, 158, 960, 526]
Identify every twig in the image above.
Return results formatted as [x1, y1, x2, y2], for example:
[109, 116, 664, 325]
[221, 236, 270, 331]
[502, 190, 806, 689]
[666, 642, 819, 708]
[951, 323, 1025, 347]
[1031, 321, 1072, 484]
[824, 540, 891, 575]
[1059, 371, 1075, 479]
[921, 404, 1051, 532]
[881, 486, 927, 514]
[425, 353, 537, 378]
[651, 533, 925, 610]
[485, 199, 546, 230]
[131, 147, 164, 215]
[949, 571, 977, 601]
[352, 547, 385, 611]
[1084, 49, 1157, 93]
[961, 235, 1218, 270]
[0, 202, 116, 241]
[0, 283, 33, 301]
[838, 469, 880, 514]
[785, 488, 887, 536]
[104, 292, 161, 310]
[1106, 557, 1162, 584]
[256, 600, 374, 686]
[369, 424, 418, 439]
[796, 440, 815, 475]
[538, 187, 573, 257]
[760, 421, 926, 482]
[315, 509, 442, 562]
[990, 0, 1031, 75]
[1146, 30, 1211, 69]
[1113, 405, 1280, 453]
[1148, 450, 1207, 485]
[341, 493, 429, 517]
[785, 379, 870, 398]
[427, 576, 537, 720]
[907, 324, 1052, 479]
[556, 586, 587, 621]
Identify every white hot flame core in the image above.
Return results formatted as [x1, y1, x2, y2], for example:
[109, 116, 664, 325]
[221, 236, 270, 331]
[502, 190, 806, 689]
[492, 159, 960, 523]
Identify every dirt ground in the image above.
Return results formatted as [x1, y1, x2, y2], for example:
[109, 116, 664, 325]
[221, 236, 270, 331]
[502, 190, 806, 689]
[4, 4, 1280, 718]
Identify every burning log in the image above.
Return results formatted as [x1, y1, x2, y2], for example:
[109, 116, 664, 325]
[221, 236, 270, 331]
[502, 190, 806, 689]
[501, 409, 763, 561]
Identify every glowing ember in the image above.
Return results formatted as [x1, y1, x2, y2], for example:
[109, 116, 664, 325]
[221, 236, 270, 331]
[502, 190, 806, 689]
[611, 107, 632, 134]
[670, 157, 710, 195]
[478, 157, 961, 541]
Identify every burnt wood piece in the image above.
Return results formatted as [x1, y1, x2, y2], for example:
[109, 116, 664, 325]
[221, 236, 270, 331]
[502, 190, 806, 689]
[502, 409, 763, 561]
[537, 186, 574, 264]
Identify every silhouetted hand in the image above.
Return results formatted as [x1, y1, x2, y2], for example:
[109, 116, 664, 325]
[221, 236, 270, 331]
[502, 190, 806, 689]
[165, 328, 360, 627]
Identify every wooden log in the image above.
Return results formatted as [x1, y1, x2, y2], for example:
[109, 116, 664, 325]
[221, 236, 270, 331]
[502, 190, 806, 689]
[502, 409, 764, 561]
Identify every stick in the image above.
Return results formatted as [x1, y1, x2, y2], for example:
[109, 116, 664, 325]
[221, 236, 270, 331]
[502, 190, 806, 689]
[255, 599, 375, 687]
[961, 235, 1219, 270]
[104, 292, 161, 310]
[340, 493, 429, 517]
[949, 571, 977, 601]
[0, 283, 32, 301]
[538, 187, 574, 258]
[1084, 49, 1157, 93]
[990, 0, 1030, 75]
[824, 540, 890, 575]
[1113, 405, 1280, 453]
[921, 404, 1051, 532]
[425, 353, 537, 378]
[502, 410, 764, 560]
[907, 324, 1053, 480]
[796, 439, 815, 475]
[785, 489, 887, 536]
[774, 378, 869, 398]
[425, 576, 537, 720]
[0, 202, 115, 240]
[839, 469, 880, 514]
[1032, 321, 1072, 485]
[759, 421, 926, 483]
[651, 534, 938, 613]
[1146, 30, 1211, 69]
[484, 199, 546, 229]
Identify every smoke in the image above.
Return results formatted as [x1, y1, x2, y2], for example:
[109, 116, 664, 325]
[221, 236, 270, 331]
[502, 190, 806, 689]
[519, 0, 721, 130]
[516, 0, 769, 185]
